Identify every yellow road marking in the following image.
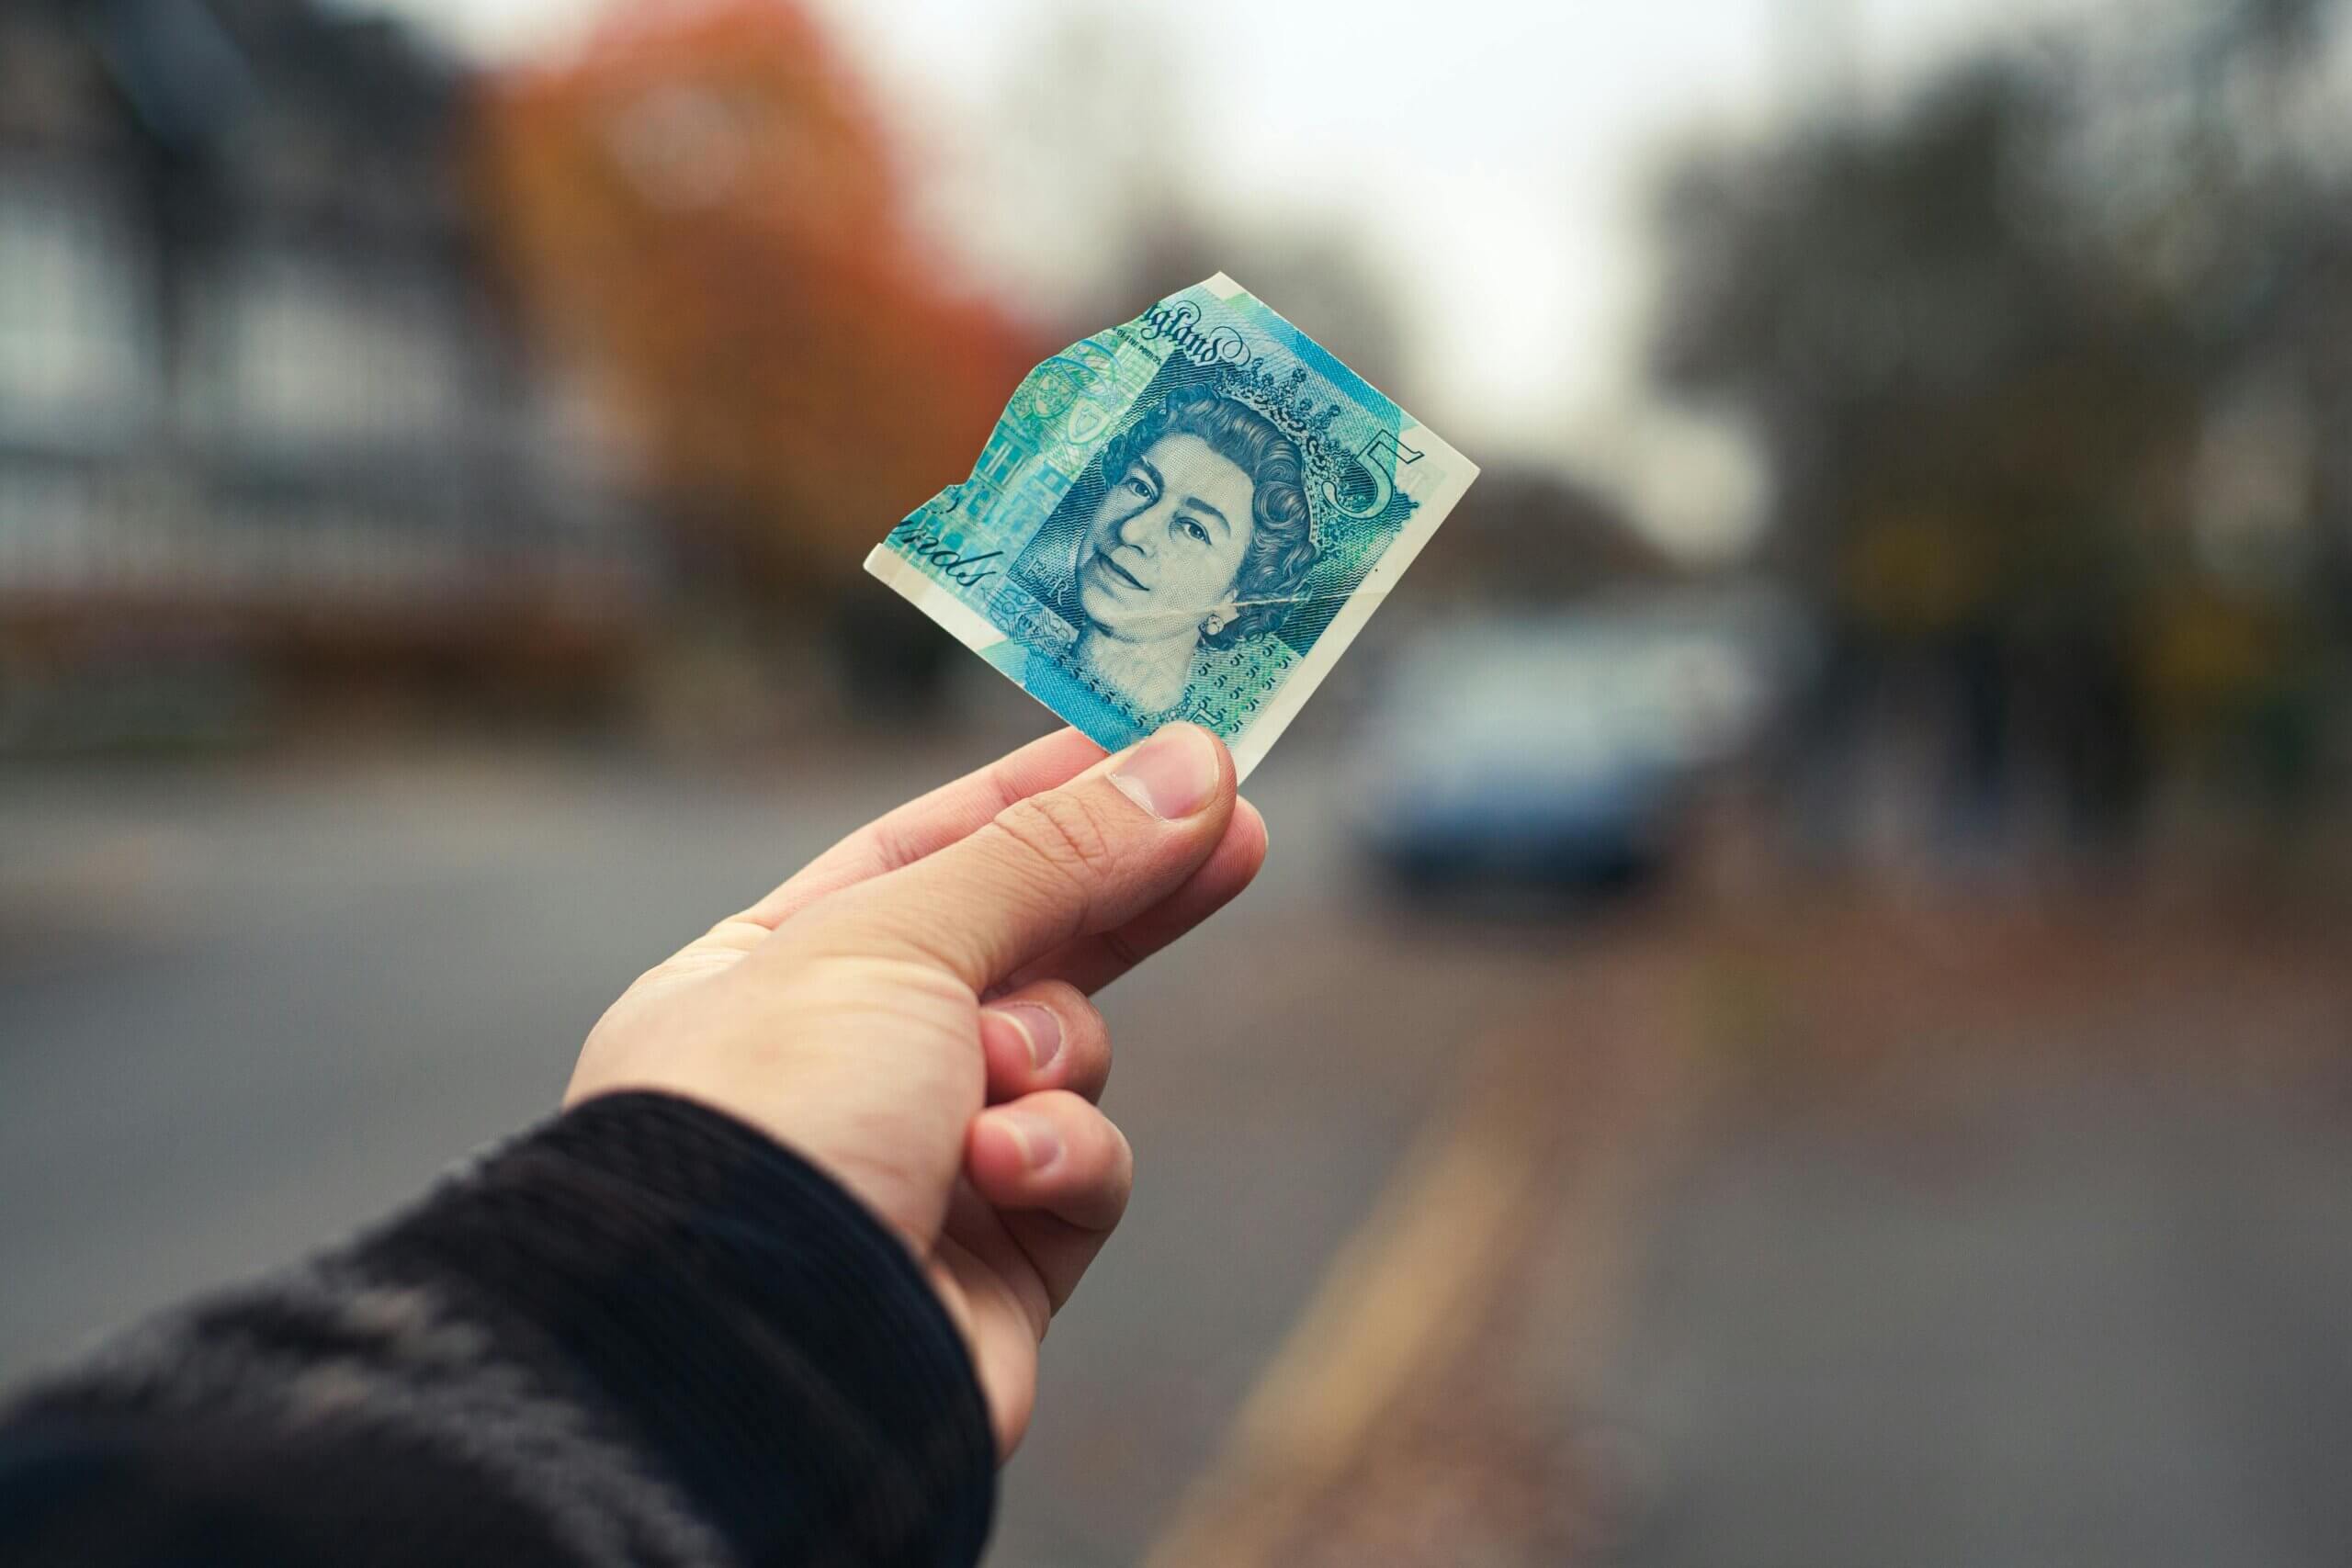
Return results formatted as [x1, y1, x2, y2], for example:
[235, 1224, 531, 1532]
[1141, 955, 1712, 1568]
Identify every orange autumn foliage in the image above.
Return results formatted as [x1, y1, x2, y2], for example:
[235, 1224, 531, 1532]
[473, 0, 1038, 592]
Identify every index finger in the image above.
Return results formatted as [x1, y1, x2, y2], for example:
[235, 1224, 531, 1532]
[775, 724, 1234, 992]
[740, 728, 1106, 930]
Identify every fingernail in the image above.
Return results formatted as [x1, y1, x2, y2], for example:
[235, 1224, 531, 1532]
[999, 1111, 1064, 1171]
[989, 1003, 1062, 1072]
[1110, 724, 1220, 820]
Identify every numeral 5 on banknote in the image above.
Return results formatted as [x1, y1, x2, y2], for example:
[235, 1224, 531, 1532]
[866, 273, 1478, 780]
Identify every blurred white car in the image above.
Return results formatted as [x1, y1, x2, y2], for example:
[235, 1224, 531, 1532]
[1351, 590, 1804, 893]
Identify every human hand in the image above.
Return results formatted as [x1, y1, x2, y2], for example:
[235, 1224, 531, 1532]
[566, 724, 1265, 1454]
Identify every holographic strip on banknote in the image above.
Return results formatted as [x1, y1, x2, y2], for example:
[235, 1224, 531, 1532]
[865, 273, 1478, 780]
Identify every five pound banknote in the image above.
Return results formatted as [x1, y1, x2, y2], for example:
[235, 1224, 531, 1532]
[865, 273, 1477, 780]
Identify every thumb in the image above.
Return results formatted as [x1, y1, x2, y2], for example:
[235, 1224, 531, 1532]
[775, 723, 1235, 992]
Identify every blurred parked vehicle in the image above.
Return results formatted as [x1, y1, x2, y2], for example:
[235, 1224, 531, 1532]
[1353, 591, 1804, 895]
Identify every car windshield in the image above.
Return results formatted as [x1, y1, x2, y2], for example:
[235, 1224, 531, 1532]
[1389, 615, 1767, 776]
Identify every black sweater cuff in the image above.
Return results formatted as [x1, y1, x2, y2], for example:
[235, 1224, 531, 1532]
[356, 1091, 996, 1566]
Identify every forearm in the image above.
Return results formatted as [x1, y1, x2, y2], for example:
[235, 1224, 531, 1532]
[0, 1094, 995, 1568]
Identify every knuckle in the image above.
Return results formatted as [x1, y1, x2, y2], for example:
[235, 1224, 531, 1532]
[1072, 1100, 1131, 1174]
[996, 790, 1125, 887]
[1035, 980, 1103, 1038]
[1096, 927, 1148, 976]
[1097, 1122, 1136, 1224]
[1030, 977, 1086, 1010]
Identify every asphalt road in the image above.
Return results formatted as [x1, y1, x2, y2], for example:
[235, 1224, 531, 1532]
[1588, 910, 2352, 1568]
[8, 737, 2352, 1568]
[0, 727, 1557, 1567]
[1604, 1074, 2352, 1568]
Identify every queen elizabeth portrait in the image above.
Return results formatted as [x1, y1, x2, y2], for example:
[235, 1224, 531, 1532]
[1015, 385, 1321, 736]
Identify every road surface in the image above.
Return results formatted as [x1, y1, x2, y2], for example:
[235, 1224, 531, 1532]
[6, 739, 2351, 1567]
[0, 728, 1556, 1566]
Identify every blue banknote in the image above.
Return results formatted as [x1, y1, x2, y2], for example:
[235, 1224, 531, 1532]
[865, 274, 1478, 778]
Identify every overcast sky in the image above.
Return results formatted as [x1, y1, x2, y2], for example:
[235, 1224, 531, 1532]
[339, 0, 2099, 556]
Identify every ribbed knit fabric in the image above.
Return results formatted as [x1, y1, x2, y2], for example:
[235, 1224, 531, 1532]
[0, 1093, 997, 1567]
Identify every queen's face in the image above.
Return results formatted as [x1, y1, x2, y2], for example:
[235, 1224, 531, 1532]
[1077, 433, 1257, 643]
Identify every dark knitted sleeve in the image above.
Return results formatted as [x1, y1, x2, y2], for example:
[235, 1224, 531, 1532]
[0, 1093, 997, 1568]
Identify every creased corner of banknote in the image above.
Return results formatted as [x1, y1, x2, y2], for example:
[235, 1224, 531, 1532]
[866, 275, 1477, 780]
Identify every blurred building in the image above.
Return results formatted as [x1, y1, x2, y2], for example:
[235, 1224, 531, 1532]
[472, 0, 1042, 598]
[0, 0, 655, 743]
